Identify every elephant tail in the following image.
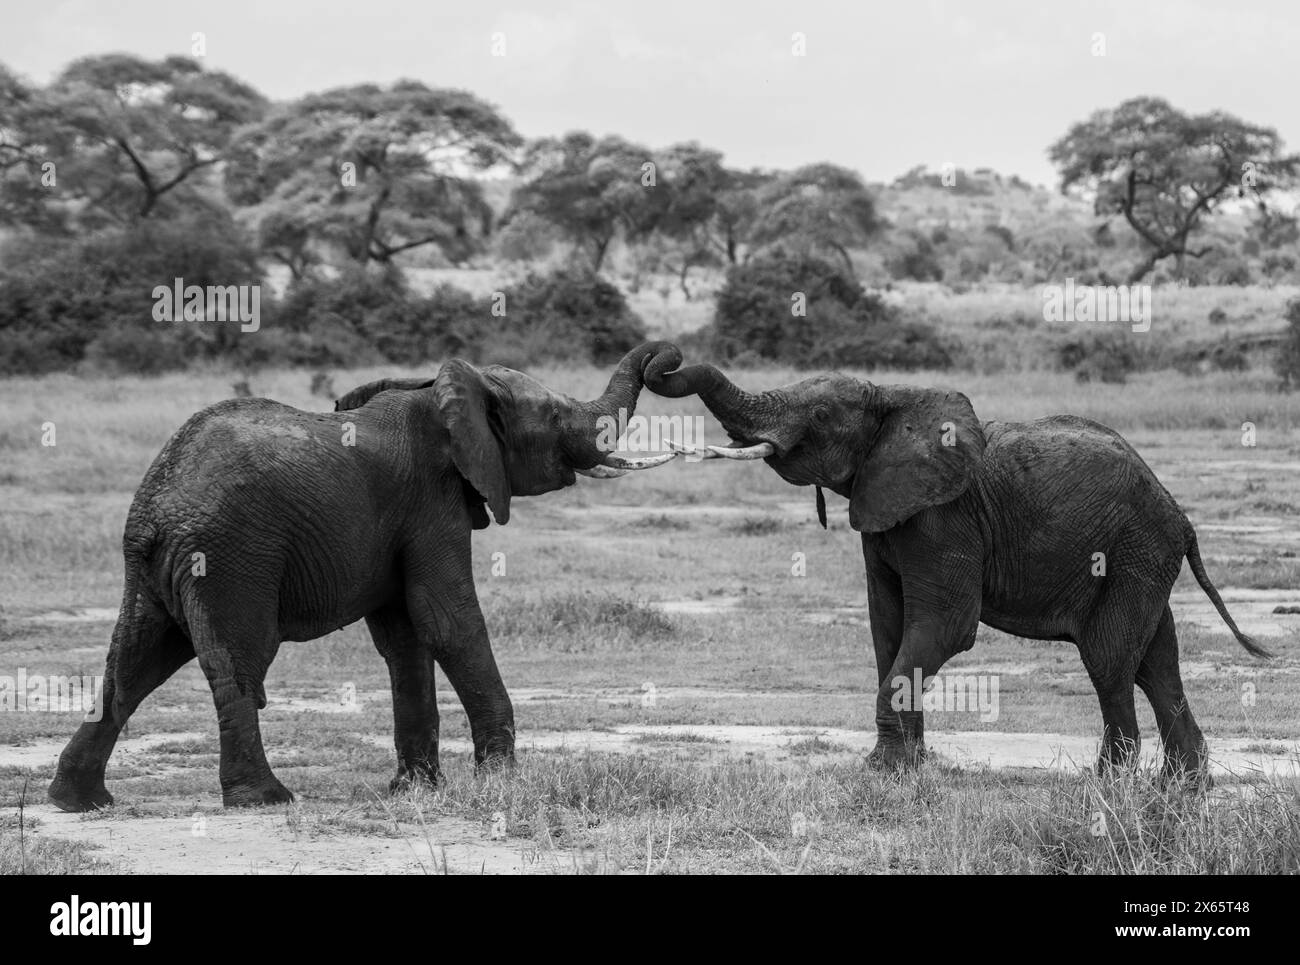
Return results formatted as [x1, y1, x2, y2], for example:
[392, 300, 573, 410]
[1186, 528, 1272, 659]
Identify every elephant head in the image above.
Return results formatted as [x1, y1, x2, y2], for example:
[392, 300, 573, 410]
[647, 362, 985, 532]
[336, 341, 684, 525]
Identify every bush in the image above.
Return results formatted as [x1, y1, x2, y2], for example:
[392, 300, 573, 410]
[886, 232, 944, 282]
[708, 250, 951, 370]
[499, 267, 647, 364]
[263, 265, 646, 369]
[0, 213, 263, 375]
[1057, 332, 1139, 384]
[263, 268, 475, 368]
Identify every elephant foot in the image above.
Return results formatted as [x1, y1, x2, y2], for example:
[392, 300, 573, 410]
[473, 749, 516, 775]
[866, 741, 926, 772]
[48, 773, 114, 813]
[389, 762, 441, 794]
[1159, 760, 1213, 792]
[222, 775, 294, 808]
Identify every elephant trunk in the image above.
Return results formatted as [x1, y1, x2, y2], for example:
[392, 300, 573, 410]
[571, 341, 683, 468]
[645, 361, 786, 449]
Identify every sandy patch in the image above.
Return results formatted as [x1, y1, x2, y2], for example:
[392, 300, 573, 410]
[350, 725, 1299, 780]
[19, 807, 569, 875]
[24, 607, 118, 625]
[1171, 588, 1300, 639]
[1, 731, 207, 770]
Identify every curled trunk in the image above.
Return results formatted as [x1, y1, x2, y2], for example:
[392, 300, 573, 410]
[644, 361, 785, 447]
[570, 341, 682, 466]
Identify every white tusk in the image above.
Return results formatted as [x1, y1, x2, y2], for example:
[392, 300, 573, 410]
[706, 442, 776, 460]
[664, 439, 719, 459]
[575, 465, 629, 479]
[602, 452, 678, 470]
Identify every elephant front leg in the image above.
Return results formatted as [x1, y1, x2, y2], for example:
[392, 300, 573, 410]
[366, 605, 442, 791]
[869, 610, 978, 771]
[405, 564, 515, 771]
[433, 613, 515, 770]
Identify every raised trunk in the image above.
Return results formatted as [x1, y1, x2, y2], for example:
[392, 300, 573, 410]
[571, 341, 682, 464]
[644, 362, 784, 447]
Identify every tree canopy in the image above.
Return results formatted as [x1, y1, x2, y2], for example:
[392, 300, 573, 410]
[225, 81, 521, 272]
[1050, 96, 1299, 282]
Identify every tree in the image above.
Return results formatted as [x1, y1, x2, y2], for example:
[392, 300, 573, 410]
[226, 81, 520, 268]
[0, 55, 266, 231]
[1050, 97, 1299, 283]
[747, 163, 883, 274]
[648, 143, 730, 296]
[506, 132, 666, 271]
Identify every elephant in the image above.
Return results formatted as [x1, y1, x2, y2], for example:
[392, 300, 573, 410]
[647, 361, 1270, 780]
[48, 341, 683, 811]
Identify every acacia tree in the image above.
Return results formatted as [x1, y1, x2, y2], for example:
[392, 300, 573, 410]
[505, 132, 667, 271]
[226, 81, 520, 271]
[747, 163, 883, 274]
[1050, 97, 1299, 282]
[0, 54, 266, 231]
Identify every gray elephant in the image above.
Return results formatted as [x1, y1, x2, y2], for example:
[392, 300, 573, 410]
[49, 342, 682, 811]
[648, 361, 1269, 779]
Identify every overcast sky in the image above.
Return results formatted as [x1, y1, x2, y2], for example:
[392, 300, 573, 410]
[3, 0, 1296, 188]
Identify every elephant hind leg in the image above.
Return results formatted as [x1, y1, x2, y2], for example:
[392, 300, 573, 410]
[49, 595, 195, 812]
[1136, 606, 1208, 783]
[188, 601, 291, 807]
[1077, 635, 1143, 774]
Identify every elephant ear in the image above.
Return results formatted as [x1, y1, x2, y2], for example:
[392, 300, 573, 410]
[433, 360, 511, 526]
[335, 377, 435, 411]
[849, 385, 985, 533]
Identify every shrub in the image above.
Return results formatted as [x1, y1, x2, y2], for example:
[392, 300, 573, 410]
[709, 250, 951, 370]
[0, 213, 262, 375]
[1057, 332, 1139, 384]
[498, 267, 647, 364]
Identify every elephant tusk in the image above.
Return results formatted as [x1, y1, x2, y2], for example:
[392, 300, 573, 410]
[602, 452, 679, 470]
[664, 439, 719, 459]
[706, 442, 776, 460]
[575, 465, 630, 479]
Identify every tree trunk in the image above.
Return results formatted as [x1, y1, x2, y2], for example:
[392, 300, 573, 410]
[591, 235, 611, 272]
[1127, 250, 1165, 284]
[831, 242, 855, 278]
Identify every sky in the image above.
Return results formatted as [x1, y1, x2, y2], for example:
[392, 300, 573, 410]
[2, 0, 1297, 188]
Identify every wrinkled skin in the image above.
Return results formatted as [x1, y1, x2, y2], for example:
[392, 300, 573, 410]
[49, 342, 683, 811]
[648, 362, 1269, 781]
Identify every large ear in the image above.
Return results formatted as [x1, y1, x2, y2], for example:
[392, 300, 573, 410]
[433, 359, 511, 526]
[849, 385, 985, 533]
[334, 377, 435, 411]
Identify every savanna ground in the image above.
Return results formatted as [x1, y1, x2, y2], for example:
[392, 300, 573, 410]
[2, 349, 1300, 873]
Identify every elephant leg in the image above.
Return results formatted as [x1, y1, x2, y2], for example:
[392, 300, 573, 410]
[866, 564, 905, 691]
[1135, 605, 1208, 783]
[1077, 582, 1155, 774]
[1078, 644, 1141, 773]
[870, 603, 979, 771]
[404, 546, 515, 770]
[189, 606, 290, 807]
[49, 595, 195, 812]
[366, 603, 441, 791]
